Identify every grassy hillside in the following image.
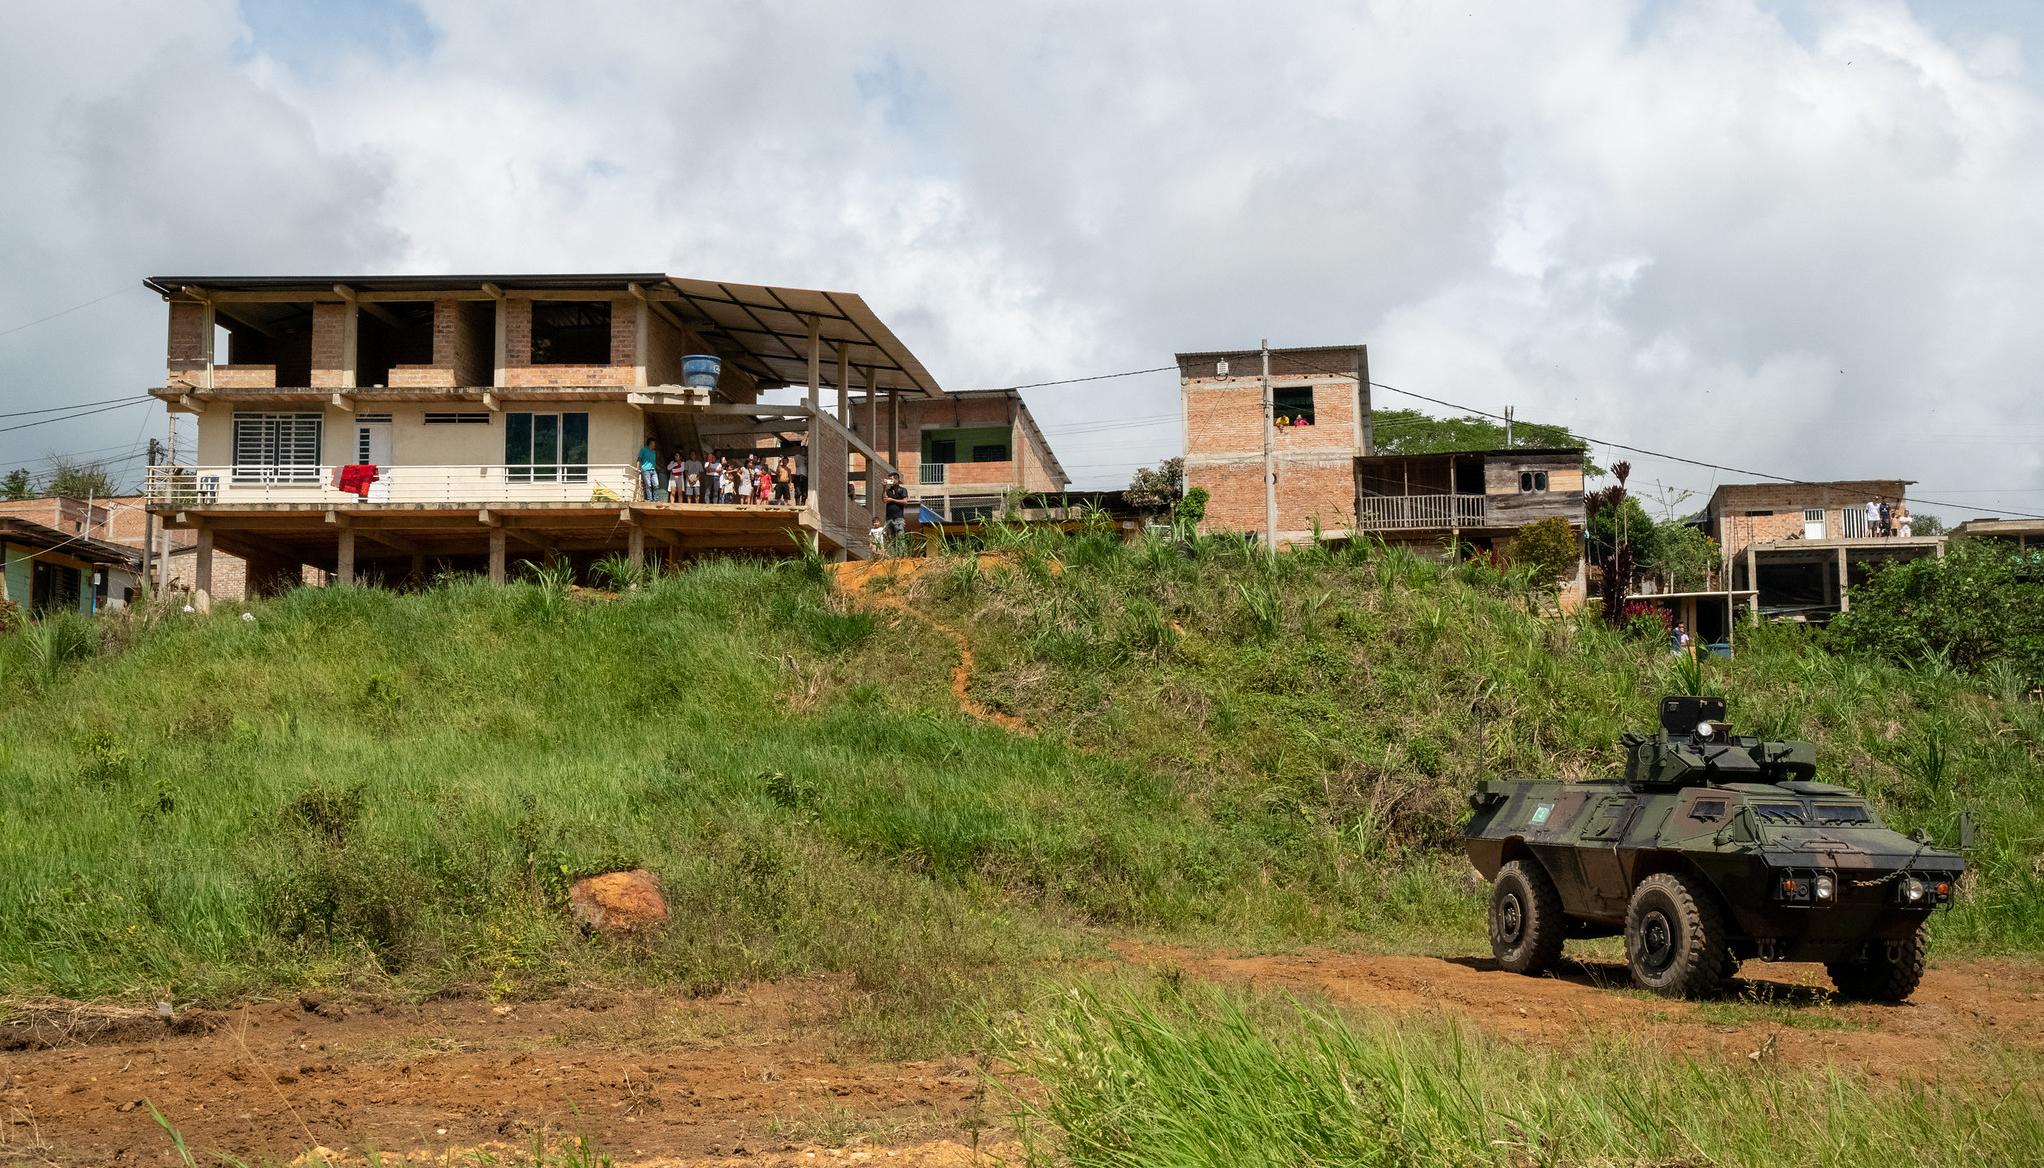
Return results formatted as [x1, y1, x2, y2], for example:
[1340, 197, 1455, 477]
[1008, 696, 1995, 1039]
[2, 527, 2040, 1045]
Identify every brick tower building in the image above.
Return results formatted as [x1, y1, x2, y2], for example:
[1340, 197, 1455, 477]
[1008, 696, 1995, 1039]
[1176, 344, 1371, 544]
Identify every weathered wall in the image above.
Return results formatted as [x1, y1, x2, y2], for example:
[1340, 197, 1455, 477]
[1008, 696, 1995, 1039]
[1183, 359, 1366, 539]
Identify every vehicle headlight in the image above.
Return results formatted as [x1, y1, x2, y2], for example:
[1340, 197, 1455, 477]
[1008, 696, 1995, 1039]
[1901, 877, 1927, 905]
[1813, 874, 1836, 902]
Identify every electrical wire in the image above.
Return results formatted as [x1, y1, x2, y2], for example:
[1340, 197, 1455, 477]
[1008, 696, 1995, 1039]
[0, 286, 142, 340]
[0, 393, 153, 420]
[0, 398, 152, 437]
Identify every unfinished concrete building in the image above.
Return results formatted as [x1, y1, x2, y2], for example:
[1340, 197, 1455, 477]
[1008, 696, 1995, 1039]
[143, 274, 945, 605]
[869, 388, 1068, 522]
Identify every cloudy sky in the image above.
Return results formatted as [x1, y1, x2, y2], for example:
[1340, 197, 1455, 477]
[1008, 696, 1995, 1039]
[2, 0, 2040, 520]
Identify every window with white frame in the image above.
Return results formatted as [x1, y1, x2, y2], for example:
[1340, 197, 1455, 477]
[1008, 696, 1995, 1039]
[231, 412, 323, 483]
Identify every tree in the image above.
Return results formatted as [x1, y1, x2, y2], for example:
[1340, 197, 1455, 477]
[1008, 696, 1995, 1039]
[0, 468, 29, 501]
[1588, 461, 1641, 625]
[1641, 523, 1719, 592]
[1828, 541, 2044, 683]
[1125, 457, 1185, 519]
[1372, 408, 1604, 474]
[1501, 516, 1581, 588]
[45, 459, 116, 499]
[1912, 512, 1947, 536]
[1584, 493, 1662, 570]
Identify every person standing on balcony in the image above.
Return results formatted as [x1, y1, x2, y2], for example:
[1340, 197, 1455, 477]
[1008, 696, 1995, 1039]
[638, 440, 661, 501]
[1864, 499, 1880, 537]
[735, 458, 755, 506]
[666, 451, 686, 502]
[794, 449, 809, 505]
[703, 452, 723, 504]
[1897, 505, 1913, 538]
[773, 456, 793, 505]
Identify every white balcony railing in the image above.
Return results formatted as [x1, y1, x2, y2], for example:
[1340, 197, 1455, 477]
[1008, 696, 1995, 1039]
[145, 464, 639, 507]
[919, 462, 947, 485]
[1355, 493, 1489, 530]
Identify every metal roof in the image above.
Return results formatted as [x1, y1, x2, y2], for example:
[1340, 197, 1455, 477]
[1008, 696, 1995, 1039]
[143, 274, 944, 398]
[0, 517, 144, 568]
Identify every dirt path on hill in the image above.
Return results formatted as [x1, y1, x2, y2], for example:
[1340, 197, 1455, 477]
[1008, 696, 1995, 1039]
[1112, 941, 2044, 1080]
[8, 949, 2044, 1164]
[829, 557, 1029, 734]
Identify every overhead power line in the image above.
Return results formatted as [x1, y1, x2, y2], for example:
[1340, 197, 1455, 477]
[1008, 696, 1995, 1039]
[0, 285, 143, 340]
[0, 397, 151, 437]
[0, 393, 154, 420]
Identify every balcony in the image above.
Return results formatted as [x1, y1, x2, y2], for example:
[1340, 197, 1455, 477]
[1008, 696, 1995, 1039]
[919, 462, 948, 485]
[146, 464, 640, 507]
[1355, 493, 1489, 531]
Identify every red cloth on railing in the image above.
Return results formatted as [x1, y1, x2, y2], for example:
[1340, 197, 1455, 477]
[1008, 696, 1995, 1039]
[337, 464, 379, 498]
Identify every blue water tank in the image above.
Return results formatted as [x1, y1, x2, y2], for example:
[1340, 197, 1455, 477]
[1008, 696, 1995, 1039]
[680, 354, 722, 388]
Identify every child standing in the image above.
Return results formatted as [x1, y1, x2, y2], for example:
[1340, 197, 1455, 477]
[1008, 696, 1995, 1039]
[666, 452, 686, 502]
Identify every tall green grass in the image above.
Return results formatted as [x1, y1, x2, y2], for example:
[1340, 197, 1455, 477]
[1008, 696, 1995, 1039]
[0, 525, 2039, 1046]
[1009, 985, 2044, 1167]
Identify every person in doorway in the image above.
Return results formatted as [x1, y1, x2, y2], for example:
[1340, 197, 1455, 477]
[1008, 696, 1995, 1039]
[794, 448, 809, 505]
[638, 440, 661, 501]
[883, 471, 909, 538]
[666, 452, 686, 502]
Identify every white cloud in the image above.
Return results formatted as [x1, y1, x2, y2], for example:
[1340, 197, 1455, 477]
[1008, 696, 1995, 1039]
[1, 0, 2041, 519]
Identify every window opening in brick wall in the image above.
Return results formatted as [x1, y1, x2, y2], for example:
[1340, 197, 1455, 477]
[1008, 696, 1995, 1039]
[355, 301, 435, 386]
[1274, 386, 1316, 427]
[216, 302, 315, 386]
[531, 302, 611, 365]
[922, 426, 1010, 465]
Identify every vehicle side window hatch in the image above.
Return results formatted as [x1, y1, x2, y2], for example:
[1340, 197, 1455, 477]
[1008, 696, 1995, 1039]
[1690, 799, 1728, 822]
[1753, 802, 1806, 825]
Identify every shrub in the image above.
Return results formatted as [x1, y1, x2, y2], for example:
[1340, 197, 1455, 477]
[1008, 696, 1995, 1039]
[1500, 515, 1580, 588]
[1828, 541, 2044, 683]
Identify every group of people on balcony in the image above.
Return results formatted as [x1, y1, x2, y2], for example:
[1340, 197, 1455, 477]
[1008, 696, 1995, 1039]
[1865, 499, 1914, 538]
[636, 443, 809, 507]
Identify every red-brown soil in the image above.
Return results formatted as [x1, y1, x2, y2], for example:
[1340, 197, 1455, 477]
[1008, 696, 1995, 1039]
[8, 947, 2044, 1165]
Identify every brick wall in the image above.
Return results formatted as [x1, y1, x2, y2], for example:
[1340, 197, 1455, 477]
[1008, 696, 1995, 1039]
[388, 366, 457, 388]
[212, 365, 278, 388]
[1185, 371, 1363, 539]
[311, 303, 349, 387]
[167, 301, 208, 386]
[1189, 457, 1356, 541]
[502, 298, 634, 387]
[433, 299, 493, 387]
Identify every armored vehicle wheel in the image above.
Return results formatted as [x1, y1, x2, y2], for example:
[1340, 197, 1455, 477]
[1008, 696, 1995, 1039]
[1624, 873, 1727, 999]
[1826, 928, 1928, 1003]
[1490, 860, 1565, 975]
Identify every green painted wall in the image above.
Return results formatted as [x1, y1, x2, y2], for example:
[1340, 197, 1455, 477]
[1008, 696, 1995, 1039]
[1, 544, 29, 609]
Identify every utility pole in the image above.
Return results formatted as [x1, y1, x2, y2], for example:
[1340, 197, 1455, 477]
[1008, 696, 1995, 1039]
[159, 415, 177, 596]
[1261, 339, 1276, 557]
[142, 439, 161, 599]
[1504, 406, 1514, 448]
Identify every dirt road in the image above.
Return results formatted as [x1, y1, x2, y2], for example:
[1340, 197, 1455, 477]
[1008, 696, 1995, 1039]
[6, 947, 2043, 1165]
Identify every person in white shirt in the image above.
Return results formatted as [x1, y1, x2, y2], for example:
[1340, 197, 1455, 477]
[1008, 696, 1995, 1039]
[1864, 500, 1880, 536]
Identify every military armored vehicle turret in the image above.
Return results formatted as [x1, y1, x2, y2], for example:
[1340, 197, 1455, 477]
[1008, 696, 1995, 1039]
[1464, 696, 1965, 1000]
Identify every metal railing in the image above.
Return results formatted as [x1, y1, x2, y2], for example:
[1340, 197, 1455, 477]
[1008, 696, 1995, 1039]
[919, 462, 947, 485]
[1355, 493, 1489, 530]
[145, 464, 640, 506]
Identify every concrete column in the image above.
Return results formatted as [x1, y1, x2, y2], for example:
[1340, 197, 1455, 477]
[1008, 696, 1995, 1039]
[1744, 544, 1759, 626]
[866, 371, 881, 460]
[805, 316, 823, 412]
[887, 388, 900, 469]
[194, 524, 214, 612]
[1836, 545, 1850, 613]
[488, 529, 507, 584]
[336, 529, 356, 586]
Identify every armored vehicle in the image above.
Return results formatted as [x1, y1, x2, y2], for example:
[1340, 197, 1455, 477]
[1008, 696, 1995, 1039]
[1464, 696, 1965, 1000]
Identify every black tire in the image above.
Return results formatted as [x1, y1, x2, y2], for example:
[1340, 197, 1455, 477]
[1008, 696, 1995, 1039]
[1624, 872, 1728, 998]
[1490, 860, 1565, 975]
[1826, 929, 1928, 1003]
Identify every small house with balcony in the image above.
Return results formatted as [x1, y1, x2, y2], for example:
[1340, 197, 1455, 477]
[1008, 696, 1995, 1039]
[143, 273, 943, 606]
[1354, 447, 1586, 544]
[871, 388, 1068, 522]
[1706, 480, 1944, 620]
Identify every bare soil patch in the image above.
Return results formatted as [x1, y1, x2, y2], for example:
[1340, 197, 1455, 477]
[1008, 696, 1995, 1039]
[1114, 940, 2044, 1078]
[0, 980, 1004, 1167]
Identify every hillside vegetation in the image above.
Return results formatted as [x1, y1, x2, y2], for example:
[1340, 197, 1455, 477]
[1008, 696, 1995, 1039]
[1, 526, 2040, 1046]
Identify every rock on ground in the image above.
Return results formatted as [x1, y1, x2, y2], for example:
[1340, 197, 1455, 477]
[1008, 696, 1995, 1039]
[567, 869, 669, 936]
